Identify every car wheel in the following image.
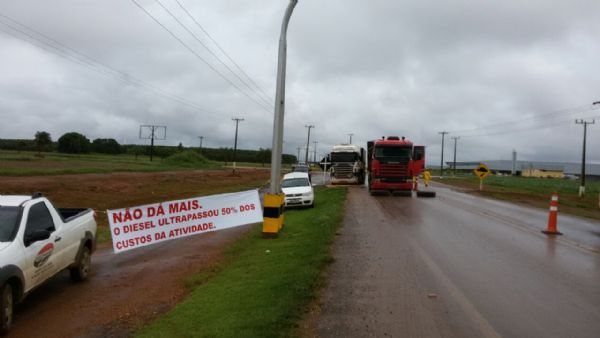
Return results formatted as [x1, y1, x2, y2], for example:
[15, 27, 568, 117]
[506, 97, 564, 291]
[70, 246, 91, 282]
[0, 283, 14, 334]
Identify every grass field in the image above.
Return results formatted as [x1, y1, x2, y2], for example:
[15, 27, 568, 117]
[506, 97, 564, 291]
[0, 150, 219, 175]
[436, 174, 600, 221]
[135, 187, 347, 338]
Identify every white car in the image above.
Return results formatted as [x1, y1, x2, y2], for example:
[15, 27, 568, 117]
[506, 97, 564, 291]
[281, 172, 314, 208]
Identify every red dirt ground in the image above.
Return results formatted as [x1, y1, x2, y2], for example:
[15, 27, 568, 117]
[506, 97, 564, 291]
[0, 169, 269, 337]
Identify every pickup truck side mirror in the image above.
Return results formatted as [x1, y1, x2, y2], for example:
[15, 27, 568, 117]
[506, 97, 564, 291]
[25, 229, 51, 246]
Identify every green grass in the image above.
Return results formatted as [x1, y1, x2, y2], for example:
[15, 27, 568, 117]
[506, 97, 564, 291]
[438, 174, 600, 220]
[135, 187, 347, 338]
[0, 150, 219, 175]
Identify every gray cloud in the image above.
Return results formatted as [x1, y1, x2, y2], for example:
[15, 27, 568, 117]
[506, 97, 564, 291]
[0, 0, 598, 165]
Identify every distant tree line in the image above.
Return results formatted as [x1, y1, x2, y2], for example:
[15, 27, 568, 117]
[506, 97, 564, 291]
[0, 131, 296, 164]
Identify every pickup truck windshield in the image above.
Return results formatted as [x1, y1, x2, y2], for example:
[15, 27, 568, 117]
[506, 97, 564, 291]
[0, 206, 19, 242]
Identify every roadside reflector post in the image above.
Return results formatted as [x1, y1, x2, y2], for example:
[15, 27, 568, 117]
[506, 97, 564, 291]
[263, 193, 285, 237]
[542, 192, 563, 235]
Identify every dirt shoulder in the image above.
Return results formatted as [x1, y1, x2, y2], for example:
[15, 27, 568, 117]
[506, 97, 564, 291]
[1, 169, 269, 337]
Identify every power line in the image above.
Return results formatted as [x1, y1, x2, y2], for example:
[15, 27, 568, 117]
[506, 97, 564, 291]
[173, 0, 274, 103]
[129, 0, 271, 112]
[457, 113, 600, 138]
[0, 13, 220, 115]
[448, 103, 593, 135]
[154, 0, 271, 107]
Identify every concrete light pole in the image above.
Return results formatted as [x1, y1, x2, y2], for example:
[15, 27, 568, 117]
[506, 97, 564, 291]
[264, 0, 298, 236]
[269, 0, 298, 195]
[438, 131, 448, 177]
[348, 133, 354, 144]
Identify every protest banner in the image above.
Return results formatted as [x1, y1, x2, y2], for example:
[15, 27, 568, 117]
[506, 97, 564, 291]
[108, 189, 262, 253]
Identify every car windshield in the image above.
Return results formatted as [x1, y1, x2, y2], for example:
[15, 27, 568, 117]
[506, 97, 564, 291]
[281, 178, 310, 188]
[293, 165, 309, 172]
[0, 206, 20, 242]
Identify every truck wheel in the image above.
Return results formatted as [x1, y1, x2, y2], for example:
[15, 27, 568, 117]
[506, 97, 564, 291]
[70, 246, 91, 282]
[0, 283, 13, 334]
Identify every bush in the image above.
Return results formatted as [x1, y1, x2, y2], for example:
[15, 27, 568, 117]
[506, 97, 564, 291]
[92, 138, 122, 154]
[57, 132, 91, 154]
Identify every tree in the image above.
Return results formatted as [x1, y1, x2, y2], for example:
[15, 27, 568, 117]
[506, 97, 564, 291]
[91, 138, 122, 154]
[177, 142, 184, 151]
[258, 148, 271, 167]
[34, 131, 52, 153]
[57, 132, 91, 154]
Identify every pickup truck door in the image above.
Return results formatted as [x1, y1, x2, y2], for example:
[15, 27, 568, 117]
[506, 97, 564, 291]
[22, 202, 61, 291]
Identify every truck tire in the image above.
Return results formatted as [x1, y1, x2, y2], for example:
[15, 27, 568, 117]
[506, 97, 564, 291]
[0, 283, 13, 335]
[70, 246, 91, 282]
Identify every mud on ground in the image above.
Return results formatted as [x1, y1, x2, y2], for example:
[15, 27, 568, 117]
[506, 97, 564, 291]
[0, 169, 269, 337]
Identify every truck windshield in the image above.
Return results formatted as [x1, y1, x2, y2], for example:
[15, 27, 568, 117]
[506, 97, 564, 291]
[0, 206, 19, 242]
[331, 152, 357, 163]
[374, 146, 412, 160]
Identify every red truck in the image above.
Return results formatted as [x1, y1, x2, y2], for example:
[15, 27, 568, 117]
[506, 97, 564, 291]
[367, 136, 434, 197]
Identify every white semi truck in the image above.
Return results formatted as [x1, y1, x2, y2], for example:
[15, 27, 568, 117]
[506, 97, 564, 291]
[330, 144, 365, 184]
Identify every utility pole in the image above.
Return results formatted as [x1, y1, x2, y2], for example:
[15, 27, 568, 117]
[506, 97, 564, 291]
[348, 133, 354, 144]
[313, 140, 318, 164]
[232, 117, 244, 174]
[296, 146, 301, 164]
[451, 136, 459, 177]
[576, 118, 595, 197]
[198, 136, 204, 152]
[305, 124, 314, 164]
[438, 131, 448, 177]
[139, 125, 166, 162]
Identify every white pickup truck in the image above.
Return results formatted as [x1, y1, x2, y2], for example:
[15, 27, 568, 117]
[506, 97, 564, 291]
[0, 193, 96, 334]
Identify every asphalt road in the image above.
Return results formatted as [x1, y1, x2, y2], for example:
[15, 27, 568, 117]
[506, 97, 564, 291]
[315, 183, 600, 337]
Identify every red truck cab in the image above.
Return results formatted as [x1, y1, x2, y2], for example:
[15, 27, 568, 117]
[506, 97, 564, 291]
[367, 136, 425, 193]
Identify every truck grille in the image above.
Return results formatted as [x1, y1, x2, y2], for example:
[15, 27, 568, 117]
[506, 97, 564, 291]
[379, 163, 409, 176]
[333, 163, 354, 179]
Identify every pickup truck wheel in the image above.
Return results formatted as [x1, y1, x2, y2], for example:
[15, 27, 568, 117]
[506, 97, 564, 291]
[70, 247, 91, 282]
[0, 283, 13, 334]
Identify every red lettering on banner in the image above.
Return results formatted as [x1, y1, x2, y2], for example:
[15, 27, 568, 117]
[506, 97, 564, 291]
[112, 208, 143, 224]
[240, 204, 255, 212]
[147, 205, 165, 217]
[154, 231, 166, 240]
[168, 222, 214, 238]
[169, 200, 201, 214]
[122, 220, 155, 233]
[115, 234, 152, 250]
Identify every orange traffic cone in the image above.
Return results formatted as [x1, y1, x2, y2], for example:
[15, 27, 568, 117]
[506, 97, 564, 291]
[542, 192, 562, 235]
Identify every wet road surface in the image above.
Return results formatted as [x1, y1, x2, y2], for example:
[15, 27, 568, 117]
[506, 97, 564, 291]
[315, 183, 600, 337]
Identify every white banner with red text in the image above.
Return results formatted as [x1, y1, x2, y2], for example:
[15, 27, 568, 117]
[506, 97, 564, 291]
[107, 189, 262, 253]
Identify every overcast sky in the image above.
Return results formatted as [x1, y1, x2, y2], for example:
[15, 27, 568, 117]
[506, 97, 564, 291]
[1, 0, 599, 165]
